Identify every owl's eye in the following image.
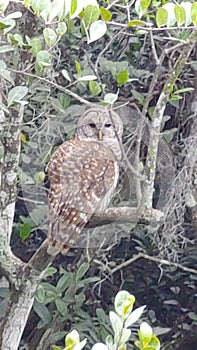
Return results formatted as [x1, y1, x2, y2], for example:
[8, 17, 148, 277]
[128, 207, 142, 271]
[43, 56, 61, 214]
[105, 123, 111, 128]
[89, 123, 96, 128]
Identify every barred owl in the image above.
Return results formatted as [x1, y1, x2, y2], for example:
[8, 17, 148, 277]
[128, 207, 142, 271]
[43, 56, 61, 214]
[46, 108, 123, 254]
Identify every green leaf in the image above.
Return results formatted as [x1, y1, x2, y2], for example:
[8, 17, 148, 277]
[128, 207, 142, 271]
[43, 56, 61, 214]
[56, 22, 67, 36]
[84, 5, 100, 28]
[36, 50, 51, 67]
[48, 0, 63, 21]
[115, 290, 135, 317]
[70, 0, 78, 17]
[181, 2, 192, 26]
[19, 223, 32, 240]
[100, 7, 112, 21]
[57, 272, 73, 292]
[31, 0, 51, 17]
[7, 86, 28, 107]
[0, 45, 14, 53]
[6, 11, 22, 19]
[132, 89, 145, 105]
[187, 312, 197, 321]
[52, 346, 62, 350]
[35, 286, 46, 303]
[59, 93, 70, 108]
[109, 311, 123, 335]
[18, 168, 34, 185]
[0, 60, 6, 72]
[174, 5, 186, 26]
[33, 300, 51, 324]
[191, 3, 197, 26]
[62, 69, 71, 82]
[128, 20, 146, 26]
[118, 345, 126, 350]
[40, 8, 51, 22]
[43, 28, 57, 47]
[106, 335, 113, 347]
[0, 0, 9, 13]
[28, 205, 48, 226]
[140, 0, 151, 11]
[148, 335, 161, 350]
[135, 0, 145, 17]
[75, 60, 81, 77]
[34, 171, 45, 184]
[14, 34, 24, 47]
[89, 20, 107, 43]
[0, 18, 12, 29]
[96, 308, 109, 324]
[139, 322, 153, 347]
[117, 70, 129, 85]
[41, 282, 60, 298]
[1, 69, 15, 85]
[49, 332, 67, 345]
[163, 3, 176, 26]
[104, 92, 118, 104]
[89, 80, 102, 95]
[55, 298, 67, 316]
[173, 87, 194, 94]
[156, 8, 168, 27]
[76, 262, 89, 280]
[125, 305, 146, 327]
[43, 267, 57, 278]
[120, 328, 131, 344]
[78, 75, 97, 81]
[31, 37, 43, 57]
[24, 0, 31, 8]
[135, 340, 141, 349]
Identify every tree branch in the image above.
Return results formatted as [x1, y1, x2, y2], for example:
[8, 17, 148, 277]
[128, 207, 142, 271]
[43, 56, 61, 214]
[87, 206, 164, 227]
[109, 252, 197, 276]
[144, 30, 197, 208]
[25, 206, 164, 273]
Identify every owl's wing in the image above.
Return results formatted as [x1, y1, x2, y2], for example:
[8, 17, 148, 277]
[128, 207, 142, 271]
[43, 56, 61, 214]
[46, 137, 118, 254]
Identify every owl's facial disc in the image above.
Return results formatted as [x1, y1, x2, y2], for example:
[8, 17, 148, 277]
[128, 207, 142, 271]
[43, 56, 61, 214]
[76, 109, 123, 142]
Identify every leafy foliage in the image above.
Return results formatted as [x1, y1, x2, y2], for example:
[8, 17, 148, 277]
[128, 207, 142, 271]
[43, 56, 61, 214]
[52, 290, 160, 350]
[0, 0, 196, 349]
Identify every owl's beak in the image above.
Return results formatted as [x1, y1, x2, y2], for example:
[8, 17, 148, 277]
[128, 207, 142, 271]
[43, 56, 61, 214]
[98, 129, 103, 140]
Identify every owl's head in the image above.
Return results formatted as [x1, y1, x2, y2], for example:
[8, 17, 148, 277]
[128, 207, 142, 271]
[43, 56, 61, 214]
[76, 108, 123, 160]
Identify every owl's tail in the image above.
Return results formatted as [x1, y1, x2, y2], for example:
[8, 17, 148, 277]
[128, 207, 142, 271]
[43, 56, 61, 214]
[47, 219, 84, 255]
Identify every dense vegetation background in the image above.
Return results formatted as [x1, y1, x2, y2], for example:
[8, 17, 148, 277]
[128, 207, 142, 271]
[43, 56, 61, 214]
[0, 1, 196, 349]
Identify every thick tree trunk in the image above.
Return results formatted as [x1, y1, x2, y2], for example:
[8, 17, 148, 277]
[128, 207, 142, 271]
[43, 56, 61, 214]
[1, 281, 36, 350]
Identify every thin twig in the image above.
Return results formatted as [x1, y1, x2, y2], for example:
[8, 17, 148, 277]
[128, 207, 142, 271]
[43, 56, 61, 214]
[110, 252, 197, 275]
[9, 69, 97, 107]
[150, 28, 160, 65]
[95, 28, 125, 75]
[109, 108, 145, 180]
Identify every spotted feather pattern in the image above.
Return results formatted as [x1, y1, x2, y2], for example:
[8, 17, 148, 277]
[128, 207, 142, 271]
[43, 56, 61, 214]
[47, 137, 118, 254]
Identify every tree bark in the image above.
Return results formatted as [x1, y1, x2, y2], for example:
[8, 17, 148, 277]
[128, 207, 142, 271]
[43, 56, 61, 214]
[1, 280, 36, 350]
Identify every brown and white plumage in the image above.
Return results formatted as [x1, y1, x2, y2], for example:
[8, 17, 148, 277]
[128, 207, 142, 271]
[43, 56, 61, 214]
[46, 108, 123, 254]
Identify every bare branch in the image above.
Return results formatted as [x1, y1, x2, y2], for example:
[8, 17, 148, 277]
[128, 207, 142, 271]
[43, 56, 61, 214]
[109, 252, 197, 275]
[87, 206, 164, 227]
[25, 206, 164, 273]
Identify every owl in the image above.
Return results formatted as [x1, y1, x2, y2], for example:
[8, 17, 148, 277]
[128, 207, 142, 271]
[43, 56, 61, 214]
[46, 108, 123, 254]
